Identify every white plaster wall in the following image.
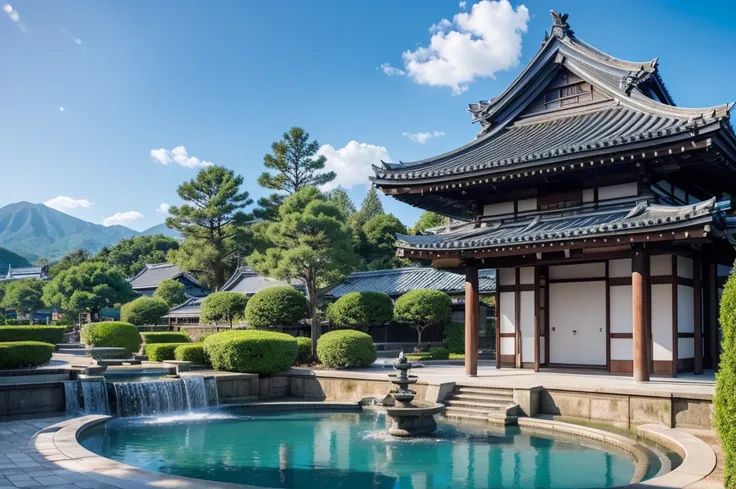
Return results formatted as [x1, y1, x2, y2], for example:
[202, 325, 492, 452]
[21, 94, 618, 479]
[677, 256, 694, 279]
[520, 291, 534, 363]
[651, 284, 673, 361]
[650, 254, 672, 276]
[611, 338, 633, 360]
[610, 285, 633, 333]
[582, 188, 595, 203]
[500, 337, 515, 356]
[517, 198, 537, 212]
[519, 267, 534, 284]
[609, 259, 631, 278]
[499, 292, 515, 334]
[678, 285, 694, 333]
[549, 281, 606, 365]
[549, 262, 606, 280]
[598, 182, 638, 200]
[498, 268, 516, 286]
[678, 338, 695, 359]
[483, 201, 514, 217]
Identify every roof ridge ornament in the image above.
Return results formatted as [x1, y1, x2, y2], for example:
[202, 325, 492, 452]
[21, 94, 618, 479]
[550, 10, 573, 38]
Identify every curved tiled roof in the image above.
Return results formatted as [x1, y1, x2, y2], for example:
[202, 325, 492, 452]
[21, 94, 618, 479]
[221, 266, 305, 294]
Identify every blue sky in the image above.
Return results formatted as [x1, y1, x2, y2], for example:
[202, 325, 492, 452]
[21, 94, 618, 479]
[1, 0, 735, 231]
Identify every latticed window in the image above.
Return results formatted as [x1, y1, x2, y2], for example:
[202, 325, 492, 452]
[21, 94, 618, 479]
[544, 82, 589, 108]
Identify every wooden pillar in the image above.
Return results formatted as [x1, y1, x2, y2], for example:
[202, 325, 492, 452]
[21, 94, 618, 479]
[495, 270, 501, 370]
[694, 256, 703, 374]
[534, 267, 540, 372]
[465, 263, 479, 376]
[632, 248, 650, 382]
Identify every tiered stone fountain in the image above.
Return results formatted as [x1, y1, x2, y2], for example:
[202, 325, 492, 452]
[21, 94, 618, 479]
[385, 352, 445, 437]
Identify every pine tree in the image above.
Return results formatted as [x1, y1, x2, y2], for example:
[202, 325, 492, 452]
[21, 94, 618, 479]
[327, 188, 356, 218]
[357, 187, 384, 222]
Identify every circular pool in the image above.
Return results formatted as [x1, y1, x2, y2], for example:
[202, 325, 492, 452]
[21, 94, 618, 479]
[78, 409, 673, 489]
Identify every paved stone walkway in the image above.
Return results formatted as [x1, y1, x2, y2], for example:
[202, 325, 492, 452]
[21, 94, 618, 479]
[0, 416, 115, 489]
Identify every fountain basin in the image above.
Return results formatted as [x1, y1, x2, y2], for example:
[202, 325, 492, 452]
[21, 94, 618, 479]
[385, 400, 446, 436]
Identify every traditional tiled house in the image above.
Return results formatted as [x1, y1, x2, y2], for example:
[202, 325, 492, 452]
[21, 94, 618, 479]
[372, 12, 736, 380]
[0, 265, 49, 282]
[128, 263, 208, 298]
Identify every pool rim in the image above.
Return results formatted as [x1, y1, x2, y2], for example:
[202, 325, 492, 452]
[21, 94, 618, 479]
[43, 403, 715, 489]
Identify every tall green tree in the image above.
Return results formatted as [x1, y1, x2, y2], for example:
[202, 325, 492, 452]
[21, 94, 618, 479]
[49, 249, 92, 278]
[410, 211, 448, 235]
[362, 214, 408, 270]
[356, 187, 384, 223]
[153, 279, 188, 307]
[0, 279, 45, 320]
[166, 165, 252, 290]
[326, 188, 356, 218]
[248, 187, 359, 355]
[43, 261, 135, 320]
[100, 235, 180, 278]
[255, 127, 335, 220]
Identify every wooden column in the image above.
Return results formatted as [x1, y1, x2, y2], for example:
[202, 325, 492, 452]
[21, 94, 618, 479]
[465, 263, 480, 376]
[694, 256, 703, 374]
[534, 267, 540, 372]
[632, 248, 650, 382]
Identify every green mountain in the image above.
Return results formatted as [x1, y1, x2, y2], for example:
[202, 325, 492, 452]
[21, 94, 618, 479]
[0, 247, 31, 275]
[140, 223, 182, 240]
[0, 202, 139, 260]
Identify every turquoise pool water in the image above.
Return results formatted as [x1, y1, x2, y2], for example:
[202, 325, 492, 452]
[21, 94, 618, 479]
[80, 410, 648, 489]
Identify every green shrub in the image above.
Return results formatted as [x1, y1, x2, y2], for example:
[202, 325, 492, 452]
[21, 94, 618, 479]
[394, 289, 452, 347]
[0, 341, 54, 368]
[200, 292, 249, 327]
[405, 351, 432, 361]
[174, 344, 207, 365]
[716, 269, 736, 487]
[203, 330, 297, 374]
[245, 286, 309, 329]
[443, 322, 464, 354]
[153, 280, 188, 307]
[145, 342, 189, 362]
[295, 337, 312, 364]
[326, 292, 393, 331]
[120, 297, 170, 326]
[4, 319, 30, 326]
[316, 330, 376, 368]
[0, 325, 66, 344]
[80, 321, 141, 355]
[429, 346, 450, 360]
[141, 332, 190, 344]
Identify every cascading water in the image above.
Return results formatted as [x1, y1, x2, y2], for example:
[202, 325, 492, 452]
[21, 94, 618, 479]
[113, 376, 218, 417]
[65, 379, 109, 415]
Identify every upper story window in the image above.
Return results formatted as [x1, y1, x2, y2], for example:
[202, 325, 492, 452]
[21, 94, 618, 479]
[544, 81, 590, 109]
[538, 189, 582, 211]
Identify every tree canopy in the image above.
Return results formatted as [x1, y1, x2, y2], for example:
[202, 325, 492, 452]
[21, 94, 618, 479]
[120, 297, 170, 326]
[101, 235, 180, 277]
[0, 278, 45, 317]
[200, 291, 249, 327]
[166, 165, 252, 290]
[153, 279, 188, 307]
[354, 187, 384, 224]
[362, 213, 408, 270]
[43, 261, 135, 318]
[394, 289, 453, 346]
[326, 188, 356, 218]
[248, 186, 359, 354]
[410, 211, 447, 235]
[49, 249, 92, 278]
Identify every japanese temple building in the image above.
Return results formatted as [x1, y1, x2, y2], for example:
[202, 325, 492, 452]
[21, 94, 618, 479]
[372, 12, 736, 381]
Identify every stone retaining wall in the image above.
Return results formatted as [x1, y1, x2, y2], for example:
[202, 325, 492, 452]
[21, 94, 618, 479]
[0, 382, 64, 419]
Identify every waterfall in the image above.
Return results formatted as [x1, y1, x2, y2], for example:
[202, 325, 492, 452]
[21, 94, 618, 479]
[113, 376, 218, 417]
[65, 379, 109, 415]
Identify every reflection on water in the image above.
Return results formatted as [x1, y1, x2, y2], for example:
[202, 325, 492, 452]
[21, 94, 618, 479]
[79, 410, 639, 489]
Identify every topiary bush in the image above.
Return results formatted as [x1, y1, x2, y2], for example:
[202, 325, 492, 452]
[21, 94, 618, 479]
[153, 279, 188, 307]
[326, 292, 393, 331]
[443, 322, 465, 354]
[174, 344, 207, 365]
[203, 330, 297, 374]
[200, 291, 249, 327]
[141, 332, 190, 344]
[429, 346, 450, 360]
[80, 321, 141, 355]
[295, 336, 312, 364]
[716, 268, 736, 487]
[120, 297, 170, 326]
[0, 341, 54, 369]
[145, 342, 189, 362]
[394, 289, 452, 347]
[0, 325, 67, 344]
[316, 330, 376, 368]
[245, 286, 309, 329]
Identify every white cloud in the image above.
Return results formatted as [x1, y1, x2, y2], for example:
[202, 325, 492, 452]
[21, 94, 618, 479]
[459, 1, 467, 9]
[103, 211, 144, 227]
[59, 106, 65, 113]
[378, 63, 405, 77]
[318, 141, 392, 191]
[156, 203, 170, 213]
[44, 195, 93, 212]
[387, 0, 529, 94]
[3, 3, 25, 30]
[60, 27, 83, 47]
[150, 146, 213, 168]
[402, 130, 446, 144]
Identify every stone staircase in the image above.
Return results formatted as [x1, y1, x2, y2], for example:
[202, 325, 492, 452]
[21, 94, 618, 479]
[55, 343, 88, 356]
[443, 385, 519, 425]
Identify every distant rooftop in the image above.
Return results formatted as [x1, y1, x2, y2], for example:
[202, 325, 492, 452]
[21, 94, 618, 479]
[0, 265, 49, 283]
[127, 262, 205, 293]
[221, 266, 305, 295]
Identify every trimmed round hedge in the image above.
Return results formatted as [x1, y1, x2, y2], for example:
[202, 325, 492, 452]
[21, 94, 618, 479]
[144, 342, 189, 362]
[0, 341, 54, 369]
[316, 330, 376, 368]
[394, 289, 453, 327]
[295, 337, 312, 364]
[80, 321, 141, 355]
[0, 326, 66, 344]
[443, 322, 464, 354]
[203, 330, 297, 374]
[201, 292, 249, 326]
[245, 286, 309, 329]
[141, 332, 190, 344]
[174, 344, 207, 365]
[326, 292, 393, 331]
[121, 297, 170, 326]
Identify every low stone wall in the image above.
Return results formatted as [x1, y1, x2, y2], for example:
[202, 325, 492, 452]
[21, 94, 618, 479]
[0, 382, 65, 419]
[214, 373, 259, 403]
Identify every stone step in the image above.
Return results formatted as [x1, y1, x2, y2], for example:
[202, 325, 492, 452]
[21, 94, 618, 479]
[445, 399, 512, 410]
[443, 407, 519, 426]
[450, 393, 513, 403]
[57, 348, 90, 356]
[443, 409, 489, 422]
[56, 343, 85, 349]
[454, 387, 514, 398]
